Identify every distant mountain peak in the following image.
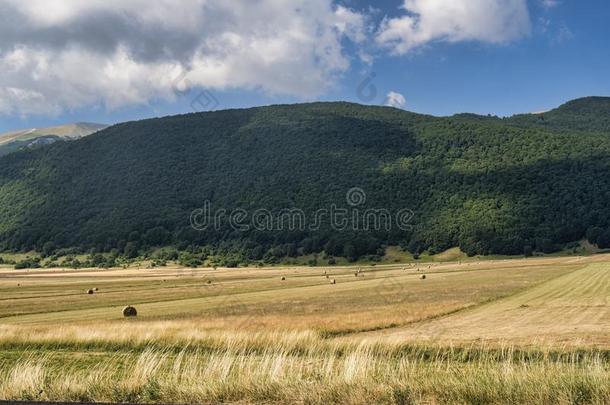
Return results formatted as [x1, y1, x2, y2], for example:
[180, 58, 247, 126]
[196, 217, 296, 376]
[0, 122, 108, 157]
[507, 96, 610, 132]
[554, 96, 610, 114]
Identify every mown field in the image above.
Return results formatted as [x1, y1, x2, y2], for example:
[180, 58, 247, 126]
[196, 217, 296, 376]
[0, 255, 609, 404]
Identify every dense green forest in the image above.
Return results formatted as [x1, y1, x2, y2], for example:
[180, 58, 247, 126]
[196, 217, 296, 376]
[1, 97, 610, 263]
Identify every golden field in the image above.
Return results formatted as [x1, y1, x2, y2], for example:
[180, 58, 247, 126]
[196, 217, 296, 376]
[0, 254, 608, 404]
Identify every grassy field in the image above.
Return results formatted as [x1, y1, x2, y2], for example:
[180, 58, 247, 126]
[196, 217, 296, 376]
[0, 255, 609, 403]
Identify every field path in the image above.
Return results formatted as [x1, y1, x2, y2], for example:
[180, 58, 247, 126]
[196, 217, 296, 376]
[358, 262, 610, 346]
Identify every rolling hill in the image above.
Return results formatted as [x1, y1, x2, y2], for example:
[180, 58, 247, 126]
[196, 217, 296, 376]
[508, 96, 610, 132]
[0, 98, 609, 261]
[0, 123, 107, 157]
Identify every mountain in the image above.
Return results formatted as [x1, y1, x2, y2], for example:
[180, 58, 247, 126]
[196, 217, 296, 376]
[0, 98, 610, 261]
[507, 96, 610, 132]
[0, 123, 107, 157]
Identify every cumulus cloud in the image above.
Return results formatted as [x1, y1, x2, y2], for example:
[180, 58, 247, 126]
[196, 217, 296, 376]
[376, 0, 531, 55]
[0, 0, 367, 116]
[384, 91, 407, 109]
[0, 0, 538, 117]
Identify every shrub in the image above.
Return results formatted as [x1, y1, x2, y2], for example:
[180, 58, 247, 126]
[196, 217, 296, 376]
[14, 258, 41, 269]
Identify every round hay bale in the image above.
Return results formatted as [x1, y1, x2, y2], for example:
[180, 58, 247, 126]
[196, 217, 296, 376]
[281, 276, 286, 281]
[207, 279, 212, 284]
[87, 289, 94, 294]
[330, 279, 336, 284]
[419, 274, 426, 280]
[93, 287, 99, 291]
[122, 306, 137, 317]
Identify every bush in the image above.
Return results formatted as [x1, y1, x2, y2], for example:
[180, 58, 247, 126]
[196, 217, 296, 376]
[14, 257, 41, 269]
[153, 248, 179, 261]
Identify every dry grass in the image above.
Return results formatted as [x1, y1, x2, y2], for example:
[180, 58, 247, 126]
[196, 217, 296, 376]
[0, 255, 609, 403]
[365, 262, 610, 347]
[0, 256, 587, 334]
[0, 340, 608, 404]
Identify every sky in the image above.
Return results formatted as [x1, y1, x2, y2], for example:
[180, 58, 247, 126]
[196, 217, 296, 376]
[1, 0, 609, 133]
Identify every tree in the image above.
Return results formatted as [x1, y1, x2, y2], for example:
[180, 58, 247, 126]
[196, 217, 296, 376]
[124, 242, 139, 259]
[144, 227, 170, 246]
[42, 241, 56, 258]
[249, 245, 264, 260]
[343, 243, 357, 262]
[586, 227, 604, 245]
[597, 229, 610, 249]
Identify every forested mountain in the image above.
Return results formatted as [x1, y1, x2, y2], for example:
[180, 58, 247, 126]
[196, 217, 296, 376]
[1, 98, 609, 261]
[507, 97, 610, 132]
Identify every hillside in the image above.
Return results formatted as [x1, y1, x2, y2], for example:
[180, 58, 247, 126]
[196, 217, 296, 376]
[0, 123, 107, 157]
[507, 96, 610, 132]
[0, 99, 610, 261]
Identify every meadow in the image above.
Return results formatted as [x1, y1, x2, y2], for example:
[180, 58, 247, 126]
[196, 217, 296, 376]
[0, 254, 608, 404]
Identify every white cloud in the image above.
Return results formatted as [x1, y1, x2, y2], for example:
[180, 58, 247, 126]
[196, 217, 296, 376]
[554, 22, 574, 44]
[541, 0, 560, 9]
[384, 91, 407, 109]
[0, 0, 367, 116]
[376, 0, 531, 55]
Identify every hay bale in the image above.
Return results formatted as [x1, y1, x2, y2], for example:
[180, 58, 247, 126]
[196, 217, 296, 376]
[281, 276, 286, 281]
[330, 279, 336, 284]
[419, 274, 426, 280]
[122, 306, 137, 317]
[87, 289, 94, 294]
[93, 287, 99, 291]
[207, 279, 212, 284]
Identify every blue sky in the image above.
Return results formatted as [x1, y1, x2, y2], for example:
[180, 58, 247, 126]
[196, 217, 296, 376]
[1, 0, 609, 133]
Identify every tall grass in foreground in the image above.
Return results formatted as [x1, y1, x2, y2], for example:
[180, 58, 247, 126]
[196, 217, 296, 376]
[1, 338, 609, 404]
